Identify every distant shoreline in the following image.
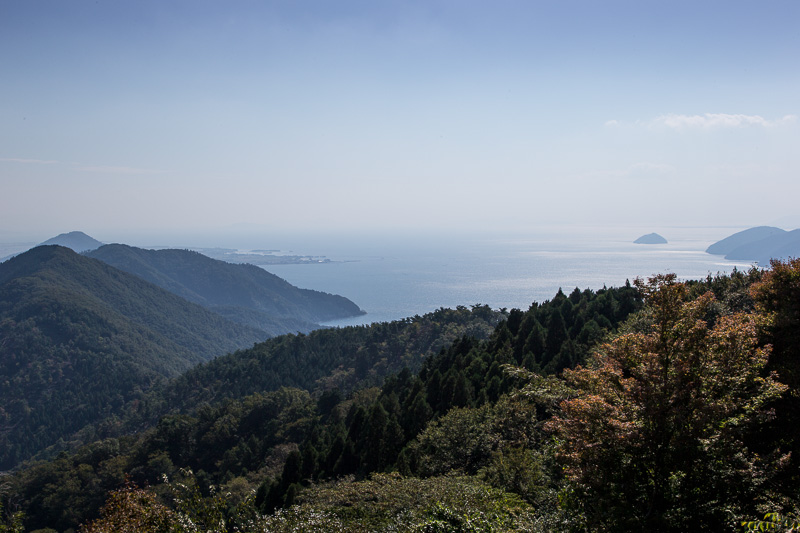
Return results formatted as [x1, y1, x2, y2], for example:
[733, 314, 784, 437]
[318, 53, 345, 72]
[190, 247, 338, 265]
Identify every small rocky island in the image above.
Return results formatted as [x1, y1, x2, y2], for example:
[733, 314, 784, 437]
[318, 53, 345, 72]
[634, 233, 668, 245]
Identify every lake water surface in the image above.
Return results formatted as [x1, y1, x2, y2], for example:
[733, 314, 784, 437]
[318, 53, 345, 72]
[1, 226, 753, 328]
[258, 227, 754, 327]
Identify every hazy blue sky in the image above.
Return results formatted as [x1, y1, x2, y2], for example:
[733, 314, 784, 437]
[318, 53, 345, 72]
[2, 1, 798, 241]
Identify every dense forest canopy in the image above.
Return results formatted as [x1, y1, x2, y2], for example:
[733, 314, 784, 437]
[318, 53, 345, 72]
[0, 246, 266, 471]
[1, 261, 798, 532]
[0, 242, 371, 473]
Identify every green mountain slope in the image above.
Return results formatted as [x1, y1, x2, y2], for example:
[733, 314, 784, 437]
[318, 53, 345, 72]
[0, 245, 266, 470]
[86, 244, 364, 334]
[7, 283, 643, 531]
[8, 305, 504, 531]
[7, 269, 796, 532]
[124, 305, 503, 428]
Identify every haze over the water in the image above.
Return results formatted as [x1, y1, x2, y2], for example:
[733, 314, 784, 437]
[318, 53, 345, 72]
[1, 1, 798, 242]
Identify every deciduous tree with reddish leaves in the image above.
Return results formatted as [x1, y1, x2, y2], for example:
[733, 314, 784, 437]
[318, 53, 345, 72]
[547, 274, 788, 532]
[750, 257, 800, 503]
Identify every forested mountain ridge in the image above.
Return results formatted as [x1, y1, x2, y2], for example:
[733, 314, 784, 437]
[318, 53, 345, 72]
[6, 304, 506, 531]
[124, 305, 504, 428]
[85, 244, 364, 334]
[3, 265, 799, 532]
[5, 283, 643, 531]
[0, 245, 266, 471]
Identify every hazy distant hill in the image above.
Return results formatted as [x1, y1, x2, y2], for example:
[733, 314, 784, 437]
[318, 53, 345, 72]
[86, 244, 364, 334]
[706, 226, 785, 256]
[39, 230, 103, 252]
[634, 233, 667, 244]
[0, 245, 266, 470]
[724, 229, 800, 264]
[706, 226, 800, 264]
[0, 231, 102, 262]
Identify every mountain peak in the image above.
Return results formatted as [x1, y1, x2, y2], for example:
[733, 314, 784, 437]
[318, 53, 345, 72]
[39, 231, 103, 252]
[705, 226, 786, 256]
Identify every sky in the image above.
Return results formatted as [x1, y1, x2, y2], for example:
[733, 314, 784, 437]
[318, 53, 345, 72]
[1, 0, 799, 243]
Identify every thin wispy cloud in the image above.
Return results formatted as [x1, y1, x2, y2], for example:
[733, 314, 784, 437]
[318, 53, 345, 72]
[653, 113, 796, 129]
[704, 162, 786, 178]
[0, 157, 62, 165]
[581, 162, 677, 181]
[2, 157, 162, 175]
[605, 114, 797, 130]
[77, 166, 163, 175]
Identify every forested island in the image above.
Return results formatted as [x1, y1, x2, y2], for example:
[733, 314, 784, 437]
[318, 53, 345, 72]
[1, 253, 799, 532]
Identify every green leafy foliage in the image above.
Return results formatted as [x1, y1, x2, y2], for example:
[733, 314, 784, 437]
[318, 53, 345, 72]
[248, 286, 642, 514]
[80, 472, 545, 532]
[10, 388, 315, 532]
[741, 512, 800, 532]
[547, 275, 788, 531]
[0, 487, 24, 533]
[255, 473, 541, 532]
[7, 305, 501, 532]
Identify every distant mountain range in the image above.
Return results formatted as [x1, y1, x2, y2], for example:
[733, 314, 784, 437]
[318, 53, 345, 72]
[4, 231, 364, 335]
[706, 226, 800, 264]
[0, 232, 364, 470]
[86, 244, 364, 334]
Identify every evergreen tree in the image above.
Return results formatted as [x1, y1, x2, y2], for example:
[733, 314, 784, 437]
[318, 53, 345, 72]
[544, 309, 567, 366]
